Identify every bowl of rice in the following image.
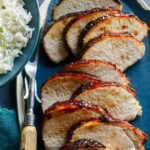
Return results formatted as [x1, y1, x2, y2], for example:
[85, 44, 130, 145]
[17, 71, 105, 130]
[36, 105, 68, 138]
[0, 0, 40, 86]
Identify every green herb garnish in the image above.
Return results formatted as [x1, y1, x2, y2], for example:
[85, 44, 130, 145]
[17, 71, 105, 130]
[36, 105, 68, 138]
[0, 27, 3, 32]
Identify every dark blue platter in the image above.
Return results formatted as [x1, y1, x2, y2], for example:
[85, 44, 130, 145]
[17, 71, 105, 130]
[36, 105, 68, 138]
[36, 0, 150, 148]
[0, 0, 40, 87]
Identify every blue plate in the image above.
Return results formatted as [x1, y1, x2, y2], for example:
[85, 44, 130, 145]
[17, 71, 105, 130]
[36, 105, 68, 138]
[0, 0, 40, 87]
[36, 0, 150, 148]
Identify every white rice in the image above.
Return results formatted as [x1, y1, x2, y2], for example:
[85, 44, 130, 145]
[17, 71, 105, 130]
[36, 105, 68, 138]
[0, 0, 34, 74]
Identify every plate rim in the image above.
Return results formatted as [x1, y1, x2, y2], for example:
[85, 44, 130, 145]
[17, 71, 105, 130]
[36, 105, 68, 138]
[0, 0, 41, 87]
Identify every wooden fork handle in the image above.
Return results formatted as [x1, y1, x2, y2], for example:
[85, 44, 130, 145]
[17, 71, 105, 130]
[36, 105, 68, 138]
[20, 126, 37, 150]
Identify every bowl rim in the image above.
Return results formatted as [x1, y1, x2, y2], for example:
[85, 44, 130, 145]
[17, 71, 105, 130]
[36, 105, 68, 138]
[0, 0, 40, 87]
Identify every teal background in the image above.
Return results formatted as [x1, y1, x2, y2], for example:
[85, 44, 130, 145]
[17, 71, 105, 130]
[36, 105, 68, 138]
[0, 0, 150, 149]
[37, 0, 150, 148]
[0, 109, 20, 150]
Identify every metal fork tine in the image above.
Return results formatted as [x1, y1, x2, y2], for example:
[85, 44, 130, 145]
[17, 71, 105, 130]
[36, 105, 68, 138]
[24, 76, 29, 99]
[33, 31, 42, 65]
[35, 81, 41, 103]
[138, 0, 150, 10]
[24, 37, 41, 103]
[34, 48, 40, 65]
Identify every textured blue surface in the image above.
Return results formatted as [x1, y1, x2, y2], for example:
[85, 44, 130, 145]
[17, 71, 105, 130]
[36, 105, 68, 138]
[36, 0, 150, 148]
[0, 0, 150, 149]
[0, 0, 40, 87]
[0, 109, 20, 150]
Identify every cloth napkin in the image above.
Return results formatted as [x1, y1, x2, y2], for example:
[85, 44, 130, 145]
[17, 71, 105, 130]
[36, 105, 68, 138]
[0, 108, 20, 150]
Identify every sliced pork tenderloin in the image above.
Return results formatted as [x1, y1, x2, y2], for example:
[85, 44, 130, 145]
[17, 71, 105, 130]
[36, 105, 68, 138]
[69, 119, 148, 150]
[42, 101, 113, 150]
[52, 0, 122, 20]
[60, 139, 107, 150]
[81, 33, 145, 71]
[62, 60, 130, 85]
[71, 82, 142, 121]
[64, 8, 120, 56]
[81, 13, 148, 47]
[41, 72, 101, 111]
